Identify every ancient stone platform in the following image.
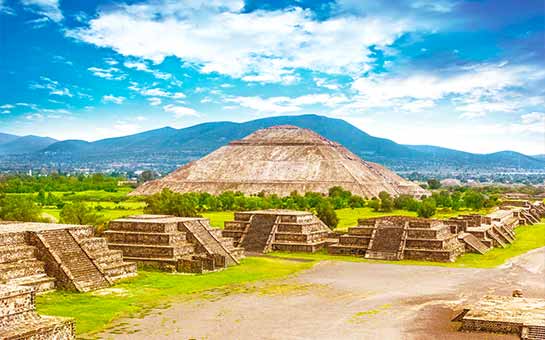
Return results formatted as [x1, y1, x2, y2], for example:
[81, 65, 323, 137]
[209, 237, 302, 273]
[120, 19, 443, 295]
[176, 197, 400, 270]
[222, 210, 331, 253]
[328, 216, 464, 262]
[106, 215, 243, 273]
[447, 212, 516, 250]
[0, 284, 75, 339]
[457, 295, 545, 339]
[0, 222, 137, 293]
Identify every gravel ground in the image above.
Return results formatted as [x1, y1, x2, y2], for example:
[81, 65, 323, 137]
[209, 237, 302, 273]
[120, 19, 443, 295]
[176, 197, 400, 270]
[99, 247, 545, 339]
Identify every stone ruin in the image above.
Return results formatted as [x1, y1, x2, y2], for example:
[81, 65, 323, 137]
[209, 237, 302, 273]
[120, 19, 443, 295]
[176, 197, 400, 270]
[447, 211, 517, 251]
[328, 216, 464, 262]
[0, 222, 136, 293]
[222, 210, 331, 253]
[0, 284, 75, 339]
[500, 200, 545, 225]
[106, 215, 244, 273]
[328, 208, 524, 262]
[454, 295, 545, 339]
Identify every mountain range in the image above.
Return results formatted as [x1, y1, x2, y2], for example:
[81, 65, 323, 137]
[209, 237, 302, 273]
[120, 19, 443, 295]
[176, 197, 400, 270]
[0, 114, 543, 170]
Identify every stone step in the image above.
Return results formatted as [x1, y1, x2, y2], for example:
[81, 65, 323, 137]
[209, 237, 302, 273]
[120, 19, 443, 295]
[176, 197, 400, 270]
[78, 237, 109, 253]
[0, 245, 36, 264]
[8, 274, 56, 293]
[459, 233, 490, 254]
[525, 325, 545, 340]
[90, 249, 125, 267]
[104, 230, 187, 245]
[108, 242, 195, 259]
[0, 314, 75, 339]
[0, 260, 46, 281]
[103, 261, 137, 279]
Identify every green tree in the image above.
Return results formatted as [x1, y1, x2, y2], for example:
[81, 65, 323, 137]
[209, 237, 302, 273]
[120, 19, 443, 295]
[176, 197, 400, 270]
[427, 179, 441, 190]
[144, 189, 200, 217]
[315, 201, 338, 229]
[60, 202, 102, 225]
[0, 195, 44, 222]
[463, 190, 485, 210]
[417, 198, 436, 218]
[368, 198, 381, 212]
[378, 191, 393, 212]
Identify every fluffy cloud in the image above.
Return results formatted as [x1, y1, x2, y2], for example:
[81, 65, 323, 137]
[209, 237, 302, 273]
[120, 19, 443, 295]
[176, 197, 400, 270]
[29, 76, 73, 97]
[21, 0, 63, 22]
[225, 93, 348, 113]
[163, 104, 199, 117]
[124, 60, 172, 80]
[102, 94, 125, 104]
[68, 1, 417, 83]
[350, 63, 543, 116]
[88, 66, 126, 80]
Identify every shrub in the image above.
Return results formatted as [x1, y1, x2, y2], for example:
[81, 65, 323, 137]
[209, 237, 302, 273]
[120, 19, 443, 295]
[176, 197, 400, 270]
[417, 198, 437, 218]
[315, 201, 338, 229]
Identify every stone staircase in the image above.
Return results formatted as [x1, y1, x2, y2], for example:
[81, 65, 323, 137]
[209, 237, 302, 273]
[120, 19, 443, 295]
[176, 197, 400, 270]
[0, 232, 56, 293]
[0, 284, 74, 339]
[240, 214, 279, 253]
[458, 232, 490, 254]
[36, 229, 109, 292]
[485, 228, 507, 248]
[78, 237, 137, 282]
[364, 223, 407, 260]
[224, 210, 331, 254]
[179, 219, 241, 266]
[523, 325, 545, 339]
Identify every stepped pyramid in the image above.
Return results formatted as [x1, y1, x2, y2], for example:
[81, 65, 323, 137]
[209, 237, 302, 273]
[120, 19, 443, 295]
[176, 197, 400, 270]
[106, 215, 243, 273]
[222, 210, 331, 253]
[131, 125, 428, 198]
[328, 216, 464, 262]
[0, 222, 137, 293]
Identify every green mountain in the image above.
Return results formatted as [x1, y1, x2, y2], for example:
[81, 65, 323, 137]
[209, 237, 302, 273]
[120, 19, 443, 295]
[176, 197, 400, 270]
[3, 114, 544, 170]
[0, 135, 57, 155]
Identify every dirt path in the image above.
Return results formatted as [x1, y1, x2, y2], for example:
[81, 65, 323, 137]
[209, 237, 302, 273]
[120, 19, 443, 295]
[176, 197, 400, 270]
[99, 248, 545, 339]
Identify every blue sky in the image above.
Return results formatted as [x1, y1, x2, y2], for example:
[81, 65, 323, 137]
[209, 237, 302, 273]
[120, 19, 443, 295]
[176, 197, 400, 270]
[0, 0, 544, 154]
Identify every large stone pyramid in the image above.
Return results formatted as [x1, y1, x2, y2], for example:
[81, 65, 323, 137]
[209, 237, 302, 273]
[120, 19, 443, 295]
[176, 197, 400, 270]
[131, 125, 428, 198]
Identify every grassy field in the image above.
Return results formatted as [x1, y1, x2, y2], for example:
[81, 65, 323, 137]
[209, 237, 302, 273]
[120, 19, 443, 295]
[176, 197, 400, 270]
[271, 220, 545, 268]
[37, 257, 314, 336]
[202, 211, 235, 228]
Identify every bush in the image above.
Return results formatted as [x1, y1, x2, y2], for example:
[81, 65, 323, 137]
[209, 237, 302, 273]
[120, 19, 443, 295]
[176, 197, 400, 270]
[0, 195, 44, 222]
[417, 198, 437, 218]
[144, 189, 200, 217]
[315, 201, 338, 229]
[60, 202, 103, 226]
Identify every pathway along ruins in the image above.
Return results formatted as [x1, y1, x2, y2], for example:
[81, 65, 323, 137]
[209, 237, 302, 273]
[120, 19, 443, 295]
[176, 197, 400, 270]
[99, 246, 545, 339]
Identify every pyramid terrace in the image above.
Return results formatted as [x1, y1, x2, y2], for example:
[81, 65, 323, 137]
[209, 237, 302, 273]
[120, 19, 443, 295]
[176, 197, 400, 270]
[0, 222, 136, 293]
[106, 215, 244, 273]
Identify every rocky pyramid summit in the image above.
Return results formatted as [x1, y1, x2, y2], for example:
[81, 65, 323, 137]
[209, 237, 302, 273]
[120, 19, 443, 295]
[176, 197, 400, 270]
[131, 125, 428, 198]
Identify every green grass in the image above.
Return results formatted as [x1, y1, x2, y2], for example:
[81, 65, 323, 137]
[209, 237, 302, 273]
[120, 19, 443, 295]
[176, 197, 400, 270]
[36, 257, 313, 335]
[270, 220, 545, 268]
[202, 211, 234, 228]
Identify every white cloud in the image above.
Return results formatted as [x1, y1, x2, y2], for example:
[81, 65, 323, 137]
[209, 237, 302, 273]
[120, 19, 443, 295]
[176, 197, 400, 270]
[163, 104, 199, 117]
[225, 93, 348, 114]
[147, 97, 162, 106]
[140, 88, 170, 97]
[29, 76, 73, 97]
[21, 0, 63, 22]
[88, 66, 125, 80]
[104, 58, 119, 66]
[68, 2, 418, 83]
[124, 60, 172, 80]
[314, 77, 340, 90]
[102, 94, 126, 104]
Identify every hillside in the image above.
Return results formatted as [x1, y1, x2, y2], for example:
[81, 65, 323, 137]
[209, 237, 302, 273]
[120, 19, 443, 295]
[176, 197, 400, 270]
[0, 135, 57, 155]
[1, 114, 544, 170]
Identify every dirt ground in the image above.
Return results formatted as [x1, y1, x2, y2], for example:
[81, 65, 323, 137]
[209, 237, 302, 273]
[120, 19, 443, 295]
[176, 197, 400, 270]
[99, 247, 545, 339]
